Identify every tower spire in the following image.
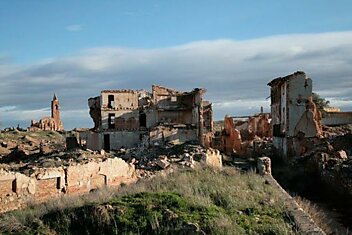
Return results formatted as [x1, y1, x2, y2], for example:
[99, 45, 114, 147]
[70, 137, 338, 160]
[53, 93, 58, 100]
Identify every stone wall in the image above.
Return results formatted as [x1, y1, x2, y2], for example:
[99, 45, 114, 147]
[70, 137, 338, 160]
[322, 112, 352, 126]
[256, 158, 325, 234]
[0, 158, 136, 213]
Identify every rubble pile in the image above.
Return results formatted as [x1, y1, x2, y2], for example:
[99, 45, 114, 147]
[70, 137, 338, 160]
[0, 129, 65, 161]
[1, 126, 222, 182]
[293, 130, 352, 196]
[112, 141, 222, 178]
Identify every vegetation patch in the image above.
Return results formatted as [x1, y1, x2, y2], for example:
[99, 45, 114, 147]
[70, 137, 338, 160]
[0, 167, 298, 235]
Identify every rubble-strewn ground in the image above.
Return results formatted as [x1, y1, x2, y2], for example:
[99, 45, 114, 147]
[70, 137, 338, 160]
[0, 129, 65, 160]
[0, 128, 197, 176]
[0, 167, 298, 235]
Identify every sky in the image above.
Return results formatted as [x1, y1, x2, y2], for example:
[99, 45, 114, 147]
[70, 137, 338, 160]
[1, 1, 352, 129]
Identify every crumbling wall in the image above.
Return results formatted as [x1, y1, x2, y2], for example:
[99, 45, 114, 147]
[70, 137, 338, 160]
[85, 130, 143, 151]
[287, 74, 313, 137]
[221, 116, 242, 155]
[86, 131, 102, 151]
[100, 91, 142, 131]
[108, 131, 143, 149]
[234, 114, 271, 141]
[101, 90, 139, 110]
[157, 110, 193, 125]
[115, 114, 139, 130]
[202, 148, 222, 168]
[268, 71, 324, 157]
[152, 86, 195, 125]
[0, 170, 36, 212]
[152, 85, 179, 105]
[144, 108, 157, 128]
[66, 158, 135, 194]
[0, 158, 136, 213]
[89, 96, 101, 130]
[34, 168, 65, 202]
[203, 102, 213, 132]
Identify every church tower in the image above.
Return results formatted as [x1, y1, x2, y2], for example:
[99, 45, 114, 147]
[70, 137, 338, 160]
[51, 94, 60, 124]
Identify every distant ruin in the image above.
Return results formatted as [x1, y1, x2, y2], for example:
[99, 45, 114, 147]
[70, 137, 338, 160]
[30, 94, 64, 131]
[85, 85, 213, 150]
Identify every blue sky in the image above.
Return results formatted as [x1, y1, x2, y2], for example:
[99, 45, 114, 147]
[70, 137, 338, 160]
[1, 1, 352, 129]
[2, 0, 352, 63]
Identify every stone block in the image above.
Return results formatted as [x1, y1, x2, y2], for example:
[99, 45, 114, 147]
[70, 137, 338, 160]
[336, 150, 348, 160]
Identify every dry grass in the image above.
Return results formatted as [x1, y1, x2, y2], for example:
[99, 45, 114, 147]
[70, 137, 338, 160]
[294, 196, 350, 235]
[0, 167, 298, 234]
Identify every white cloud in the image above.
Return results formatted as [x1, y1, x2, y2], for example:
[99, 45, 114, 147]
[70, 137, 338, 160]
[65, 24, 83, 32]
[1, 31, 352, 129]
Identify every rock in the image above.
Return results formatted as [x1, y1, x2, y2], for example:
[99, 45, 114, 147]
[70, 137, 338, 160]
[22, 135, 37, 144]
[336, 150, 348, 160]
[6, 141, 17, 149]
[27, 180, 36, 195]
[155, 158, 170, 169]
[40, 144, 52, 155]
[257, 157, 271, 175]
[179, 153, 195, 168]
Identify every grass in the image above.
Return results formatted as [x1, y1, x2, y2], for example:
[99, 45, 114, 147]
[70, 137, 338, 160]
[0, 167, 297, 235]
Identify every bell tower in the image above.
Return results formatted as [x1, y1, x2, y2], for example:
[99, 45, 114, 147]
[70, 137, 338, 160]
[51, 93, 60, 124]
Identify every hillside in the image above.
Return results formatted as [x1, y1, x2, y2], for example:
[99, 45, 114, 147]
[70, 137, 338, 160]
[0, 167, 297, 235]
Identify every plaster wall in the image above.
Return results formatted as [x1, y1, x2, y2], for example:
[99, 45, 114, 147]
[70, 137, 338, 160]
[287, 75, 312, 137]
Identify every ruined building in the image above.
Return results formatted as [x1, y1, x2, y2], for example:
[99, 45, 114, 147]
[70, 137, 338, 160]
[268, 71, 322, 157]
[218, 112, 271, 156]
[86, 85, 213, 150]
[30, 94, 64, 131]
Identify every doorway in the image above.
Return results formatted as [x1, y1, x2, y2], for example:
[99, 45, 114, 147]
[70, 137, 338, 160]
[139, 112, 146, 128]
[104, 134, 110, 151]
